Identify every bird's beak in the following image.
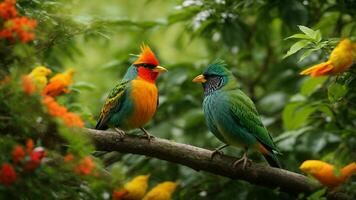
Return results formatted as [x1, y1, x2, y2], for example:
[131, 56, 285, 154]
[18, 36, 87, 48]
[192, 74, 206, 83]
[152, 66, 168, 73]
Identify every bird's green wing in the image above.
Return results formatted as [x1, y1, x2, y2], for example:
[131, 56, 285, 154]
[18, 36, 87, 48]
[228, 89, 278, 152]
[95, 80, 129, 130]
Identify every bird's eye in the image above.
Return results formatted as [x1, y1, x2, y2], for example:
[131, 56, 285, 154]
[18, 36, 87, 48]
[134, 63, 155, 69]
[204, 74, 216, 79]
[142, 64, 155, 69]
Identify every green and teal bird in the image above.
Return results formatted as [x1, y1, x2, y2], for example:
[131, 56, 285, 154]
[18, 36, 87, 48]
[192, 60, 281, 168]
[95, 44, 167, 139]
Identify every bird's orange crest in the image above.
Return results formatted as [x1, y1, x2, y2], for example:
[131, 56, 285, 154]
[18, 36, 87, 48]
[133, 44, 160, 66]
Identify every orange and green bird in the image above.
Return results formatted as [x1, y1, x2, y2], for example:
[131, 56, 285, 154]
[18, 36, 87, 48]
[142, 181, 177, 200]
[193, 60, 281, 169]
[42, 68, 75, 97]
[300, 38, 355, 77]
[112, 174, 150, 200]
[300, 160, 356, 188]
[95, 44, 167, 139]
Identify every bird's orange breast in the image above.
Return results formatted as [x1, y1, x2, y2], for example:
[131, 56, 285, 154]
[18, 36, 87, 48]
[125, 78, 158, 129]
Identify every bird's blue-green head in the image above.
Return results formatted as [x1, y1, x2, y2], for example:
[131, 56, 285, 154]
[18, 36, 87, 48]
[193, 59, 237, 95]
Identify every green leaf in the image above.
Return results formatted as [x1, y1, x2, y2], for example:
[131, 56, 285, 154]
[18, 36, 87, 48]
[328, 82, 348, 102]
[282, 102, 317, 130]
[284, 40, 310, 58]
[300, 76, 327, 96]
[285, 33, 312, 40]
[298, 25, 316, 38]
[299, 48, 317, 62]
[316, 104, 333, 117]
[314, 30, 322, 42]
[307, 188, 327, 200]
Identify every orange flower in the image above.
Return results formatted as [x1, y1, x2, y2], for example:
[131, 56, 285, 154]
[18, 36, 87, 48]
[300, 160, 356, 187]
[112, 190, 129, 200]
[0, 0, 17, 20]
[26, 138, 34, 154]
[42, 95, 84, 127]
[23, 147, 45, 172]
[64, 153, 74, 163]
[300, 39, 355, 77]
[0, 163, 16, 186]
[12, 145, 25, 164]
[62, 112, 84, 128]
[21, 75, 35, 95]
[42, 69, 75, 97]
[74, 156, 95, 175]
[0, 16, 37, 43]
[42, 95, 68, 117]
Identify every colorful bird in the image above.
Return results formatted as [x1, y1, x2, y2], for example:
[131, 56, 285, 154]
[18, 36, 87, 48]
[300, 38, 355, 77]
[27, 66, 52, 89]
[42, 68, 75, 97]
[192, 60, 281, 169]
[300, 160, 356, 188]
[142, 181, 177, 200]
[112, 174, 150, 200]
[95, 44, 167, 139]
[21, 66, 52, 95]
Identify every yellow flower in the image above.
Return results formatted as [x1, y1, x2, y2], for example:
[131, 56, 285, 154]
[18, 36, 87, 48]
[113, 175, 150, 200]
[143, 181, 177, 200]
[300, 39, 355, 77]
[300, 160, 356, 187]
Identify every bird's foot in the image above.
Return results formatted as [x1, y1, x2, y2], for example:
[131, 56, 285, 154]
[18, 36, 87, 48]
[211, 144, 229, 159]
[114, 128, 126, 140]
[211, 149, 224, 158]
[232, 154, 251, 170]
[139, 127, 155, 142]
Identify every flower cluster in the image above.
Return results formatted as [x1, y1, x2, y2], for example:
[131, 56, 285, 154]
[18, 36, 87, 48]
[21, 75, 35, 95]
[74, 156, 95, 175]
[0, 0, 37, 43]
[0, 139, 45, 186]
[42, 96, 84, 128]
[63, 154, 96, 176]
[0, 163, 16, 186]
[20, 66, 84, 128]
[0, 0, 16, 20]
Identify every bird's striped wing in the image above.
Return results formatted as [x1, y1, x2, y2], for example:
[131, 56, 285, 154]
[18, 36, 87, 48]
[95, 80, 129, 130]
[228, 90, 278, 152]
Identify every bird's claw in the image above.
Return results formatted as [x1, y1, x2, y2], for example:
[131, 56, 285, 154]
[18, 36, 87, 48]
[211, 149, 224, 158]
[139, 127, 155, 142]
[211, 144, 229, 158]
[232, 155, 251, 170]
[114, 128, 126, 140]
[139, 133, 155, 142]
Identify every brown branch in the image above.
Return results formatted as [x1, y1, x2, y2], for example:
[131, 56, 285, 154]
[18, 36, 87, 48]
[84, 128, 352, 200]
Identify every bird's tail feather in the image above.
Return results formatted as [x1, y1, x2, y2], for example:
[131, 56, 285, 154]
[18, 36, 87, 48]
[95, 118, 108, 130]
[257, 142, 282, 168]
[263, 152, 282, 168]
[300, 61, 333, 77]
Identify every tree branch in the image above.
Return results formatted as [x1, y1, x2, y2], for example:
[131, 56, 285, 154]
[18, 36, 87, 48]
[84, 128, 352, 200]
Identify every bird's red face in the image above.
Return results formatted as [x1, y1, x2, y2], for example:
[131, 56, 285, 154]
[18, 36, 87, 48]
[133, 44, 167, 83]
